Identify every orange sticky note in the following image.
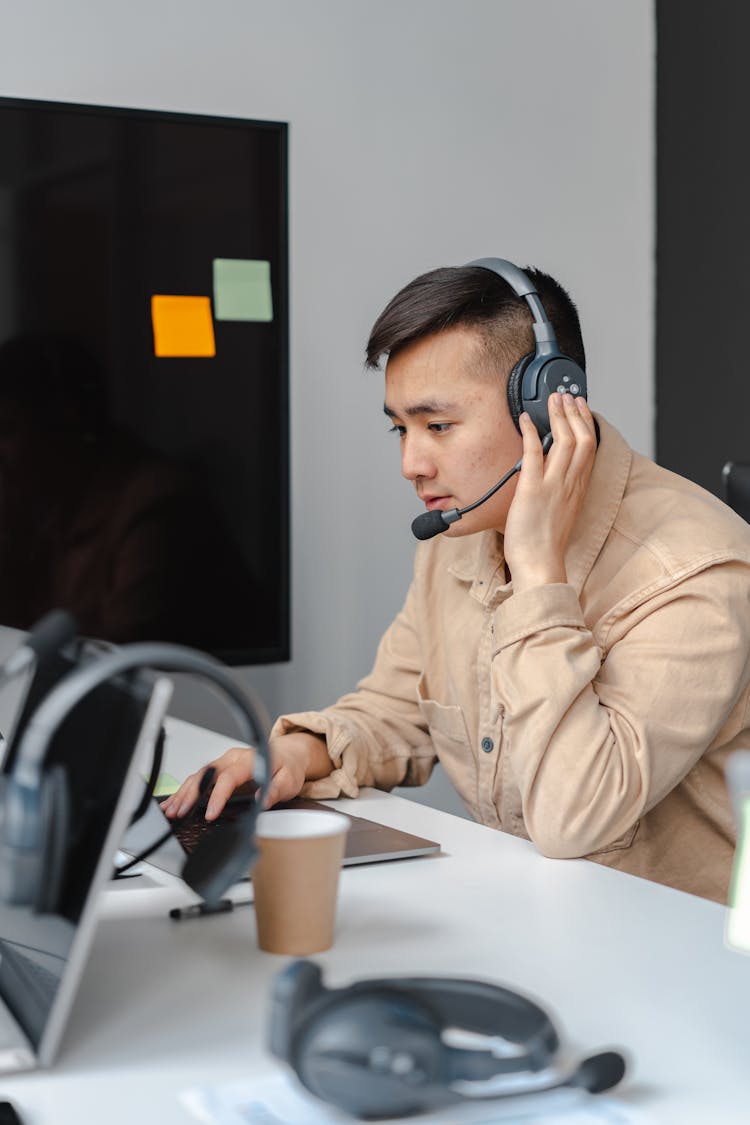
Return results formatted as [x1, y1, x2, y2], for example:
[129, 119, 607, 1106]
[151, 295, 216, 357]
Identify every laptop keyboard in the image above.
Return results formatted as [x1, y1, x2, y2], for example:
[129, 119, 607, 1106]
[173, 794, 339, 854]
[173, 798, 255, 855]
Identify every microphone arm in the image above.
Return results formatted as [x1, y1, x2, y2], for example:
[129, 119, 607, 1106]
[411, 433, 553, 542]
[411, 460, 521, 541]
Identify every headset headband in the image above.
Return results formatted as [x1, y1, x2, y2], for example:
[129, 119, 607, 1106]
[13, 642, 270, 793]
[466, 257, 560, 355]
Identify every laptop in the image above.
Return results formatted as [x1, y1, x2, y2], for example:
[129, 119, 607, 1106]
[122, 789, 441, 883]
[0, 633, 173, 1074]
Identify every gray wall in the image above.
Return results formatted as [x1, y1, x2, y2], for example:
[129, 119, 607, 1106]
[0, 1, 655, 817]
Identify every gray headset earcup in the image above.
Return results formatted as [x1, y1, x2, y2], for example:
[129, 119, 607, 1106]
[507, 352, 532, 433]
[522, 355, 588, 438]
[0, 776, 20, 904]
[295, 991, 447, 1118]
[36, 765, 71, 915]
[0, 774, 46, 907]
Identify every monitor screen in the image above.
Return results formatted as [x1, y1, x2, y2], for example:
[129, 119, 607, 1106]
[0, 97, 289, 665]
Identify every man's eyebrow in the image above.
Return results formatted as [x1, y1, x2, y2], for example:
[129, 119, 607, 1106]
[383, 399, 459, 419]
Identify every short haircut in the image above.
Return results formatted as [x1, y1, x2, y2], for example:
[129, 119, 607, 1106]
[366, 265, 586, 380]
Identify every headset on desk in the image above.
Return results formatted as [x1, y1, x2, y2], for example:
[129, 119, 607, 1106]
[0, 610, 272, 913]
[270, 960, 627, 1119]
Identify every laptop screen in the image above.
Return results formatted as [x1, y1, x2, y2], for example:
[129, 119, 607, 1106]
[0, 629, 171, 1070]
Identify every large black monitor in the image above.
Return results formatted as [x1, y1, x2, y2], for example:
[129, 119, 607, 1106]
[0, 97, 289, 665]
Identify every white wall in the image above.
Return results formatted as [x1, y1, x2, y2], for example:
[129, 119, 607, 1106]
[0, 1, 654, 816]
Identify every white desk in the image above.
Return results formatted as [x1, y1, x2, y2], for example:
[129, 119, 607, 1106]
[1, 720, 749, 1124]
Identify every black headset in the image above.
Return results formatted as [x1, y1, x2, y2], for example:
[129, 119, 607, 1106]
[411, 258, 590, 541]
[467, 257, 587, 437]
[270, 960, 626, 1120]
[0, 621, 271, 914]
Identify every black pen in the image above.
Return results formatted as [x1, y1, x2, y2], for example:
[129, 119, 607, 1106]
[169, 898, 252, 921]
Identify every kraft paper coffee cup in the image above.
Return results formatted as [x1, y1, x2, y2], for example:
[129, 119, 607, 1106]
[252, 808, 350, 955]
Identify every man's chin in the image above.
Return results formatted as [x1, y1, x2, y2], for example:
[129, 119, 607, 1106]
[444, 513, 505, 539]
[444, 518, 478, 539]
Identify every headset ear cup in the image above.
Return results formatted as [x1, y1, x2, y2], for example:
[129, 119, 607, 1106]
[0, 776, 25, 905]
[507, 352, 532, 433]
[294, 990, 447, 1118]
[35, 765, 71, 915]
[0, 775, 47, 908]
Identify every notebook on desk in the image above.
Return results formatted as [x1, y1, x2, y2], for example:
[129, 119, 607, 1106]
[122, 791, 441, 882]
[0, 635, 172, 1075]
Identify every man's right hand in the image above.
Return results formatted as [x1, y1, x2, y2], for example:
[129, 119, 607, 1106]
[160, 731, 332, 821]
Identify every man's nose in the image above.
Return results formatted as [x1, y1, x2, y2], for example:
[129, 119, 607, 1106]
[401, 434, 436, 482]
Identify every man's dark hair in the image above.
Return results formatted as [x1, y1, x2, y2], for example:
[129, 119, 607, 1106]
[366, 265, 585, 379]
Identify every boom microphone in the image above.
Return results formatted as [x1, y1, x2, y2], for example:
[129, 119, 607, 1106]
[411, 508, 462, 541]
[566, 1051, 626, 1095]
[411, 433, 553, 541]
[467, 1049, 626, 1099]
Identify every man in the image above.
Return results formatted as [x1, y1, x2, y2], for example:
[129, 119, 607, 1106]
[163, 260, 750, 902]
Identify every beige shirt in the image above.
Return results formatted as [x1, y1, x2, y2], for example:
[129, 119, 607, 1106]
[273, 417, 750, 902]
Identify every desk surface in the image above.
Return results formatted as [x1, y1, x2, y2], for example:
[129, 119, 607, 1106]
[2, 719, 749, 1124]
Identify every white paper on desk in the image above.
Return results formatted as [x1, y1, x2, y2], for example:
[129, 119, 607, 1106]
[180, 1070, 655, 1125]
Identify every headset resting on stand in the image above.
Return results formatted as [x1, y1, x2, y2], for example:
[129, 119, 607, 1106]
[0, 615, 271, 914]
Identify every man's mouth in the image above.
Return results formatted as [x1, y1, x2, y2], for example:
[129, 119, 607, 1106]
[421, 494, 452, 512]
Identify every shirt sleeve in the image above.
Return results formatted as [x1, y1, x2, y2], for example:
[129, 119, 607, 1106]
[492, 563, 750, 857]
[270, 579, 437, 798]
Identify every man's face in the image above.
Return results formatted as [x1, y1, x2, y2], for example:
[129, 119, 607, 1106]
[384, 326, 524, 536]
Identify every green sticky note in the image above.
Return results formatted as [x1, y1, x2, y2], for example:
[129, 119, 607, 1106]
[213, 258, 273, 322]
[726, 796, 750, 954]
[152, 772, 181, 798]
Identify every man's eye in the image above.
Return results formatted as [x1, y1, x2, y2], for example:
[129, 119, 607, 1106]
[429, 423, 452, 433]
[388, 425, 406, 437]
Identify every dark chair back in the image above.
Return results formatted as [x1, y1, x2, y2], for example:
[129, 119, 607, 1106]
[722, 462, 750, 522]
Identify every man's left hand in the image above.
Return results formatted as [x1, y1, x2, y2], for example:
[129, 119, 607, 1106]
[503, 391, 597, 593]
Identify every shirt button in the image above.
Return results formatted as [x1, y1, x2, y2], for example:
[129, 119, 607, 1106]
[481, 737, 494, 753]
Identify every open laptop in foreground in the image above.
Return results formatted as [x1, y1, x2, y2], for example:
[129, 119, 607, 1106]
[0, 647, 172, 1075]
[122, 788, 441, 883]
